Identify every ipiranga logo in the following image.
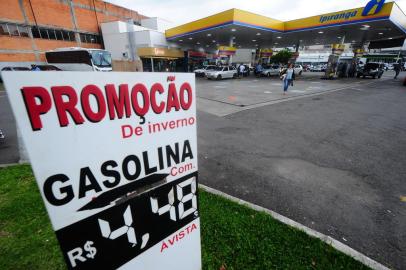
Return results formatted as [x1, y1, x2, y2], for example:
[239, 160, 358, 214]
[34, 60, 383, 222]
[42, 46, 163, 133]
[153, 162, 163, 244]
[319, 11, 358, 23]
[362, 0, 386, 16]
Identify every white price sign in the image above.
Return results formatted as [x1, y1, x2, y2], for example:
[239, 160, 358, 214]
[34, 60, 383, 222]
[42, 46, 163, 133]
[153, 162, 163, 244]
[2, 71, 201, 270]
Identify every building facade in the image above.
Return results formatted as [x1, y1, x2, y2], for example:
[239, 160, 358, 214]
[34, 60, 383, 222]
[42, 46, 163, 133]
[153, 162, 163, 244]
[101, 19, 186, 72]
[0, 0, 147, 66]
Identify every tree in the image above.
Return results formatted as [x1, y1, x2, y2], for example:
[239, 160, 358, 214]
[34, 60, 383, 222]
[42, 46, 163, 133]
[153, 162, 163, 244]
[271, 49, 293, 64]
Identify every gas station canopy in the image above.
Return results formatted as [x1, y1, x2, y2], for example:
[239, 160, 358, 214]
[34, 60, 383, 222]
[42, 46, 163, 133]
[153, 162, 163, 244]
[165, 1, 406, 49]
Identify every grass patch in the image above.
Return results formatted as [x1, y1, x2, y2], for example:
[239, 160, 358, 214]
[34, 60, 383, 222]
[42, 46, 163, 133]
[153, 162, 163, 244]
[0, 165, 370, 269]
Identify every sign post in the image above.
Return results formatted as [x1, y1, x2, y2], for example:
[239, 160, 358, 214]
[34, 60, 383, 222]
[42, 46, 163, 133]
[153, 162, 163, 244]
[2, 71, 201, 270]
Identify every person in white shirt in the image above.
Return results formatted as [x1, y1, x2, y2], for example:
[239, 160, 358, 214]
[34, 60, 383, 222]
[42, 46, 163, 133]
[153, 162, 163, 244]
[239, 64, 245, 78]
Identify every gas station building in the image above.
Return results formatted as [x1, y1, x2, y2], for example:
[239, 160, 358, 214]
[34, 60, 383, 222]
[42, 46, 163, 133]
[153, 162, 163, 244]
[163, 1, 406, 71]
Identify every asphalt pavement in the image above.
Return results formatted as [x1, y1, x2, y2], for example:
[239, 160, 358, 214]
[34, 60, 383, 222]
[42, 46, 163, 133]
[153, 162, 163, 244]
[197, 74, 406, 269]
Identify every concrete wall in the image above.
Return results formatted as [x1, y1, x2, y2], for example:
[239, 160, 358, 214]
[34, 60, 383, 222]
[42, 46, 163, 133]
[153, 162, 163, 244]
[233, 49, 254, 64]
[102, 32, 129, 60]
[141, 17, 173, 32]
[101, 21, 171, 62]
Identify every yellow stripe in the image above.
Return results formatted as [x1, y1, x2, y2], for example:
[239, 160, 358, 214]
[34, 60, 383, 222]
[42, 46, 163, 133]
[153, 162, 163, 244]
[166, 9, 284, 39]
[166, 2, 394, 38]
[166, 9, 235, 39]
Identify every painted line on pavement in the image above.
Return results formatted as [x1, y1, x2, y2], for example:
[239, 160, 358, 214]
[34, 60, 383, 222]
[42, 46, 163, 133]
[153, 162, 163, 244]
[199, 184, 390, 270]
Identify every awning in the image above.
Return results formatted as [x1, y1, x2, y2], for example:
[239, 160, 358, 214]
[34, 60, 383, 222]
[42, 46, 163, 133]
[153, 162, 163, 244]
[137, 47, 184, 58]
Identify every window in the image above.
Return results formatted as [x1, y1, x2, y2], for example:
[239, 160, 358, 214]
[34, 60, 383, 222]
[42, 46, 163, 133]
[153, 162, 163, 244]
[8, 24, 19, 36]
[48, 29, 56, 40]
[61, 30, 71, 41]
[68, 31, 75, 41]
[55, 30, 63, 40]
[0, 23, 32, 38]
[18, 25, 29, 37]
[89, 35, 96, 43]
[80, 33, 87, 43]
[39, 28, 48, 39]
[79, 33, 101, 44]
[31, 26, 40, 38]
[0, 23, 9, 35]
[30, 26, 76, 42]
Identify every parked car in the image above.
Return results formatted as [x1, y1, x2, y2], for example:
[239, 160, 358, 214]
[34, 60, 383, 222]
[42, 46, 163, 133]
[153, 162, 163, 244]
[294, 64, 303, 75]
[194, 65, 216, 77]
[357, 62, 384, 79]
[0, 66, 31, 82]
[206, 66, 237, 80]
[310, 65, 326, 72]
[261, 65, 280, 77]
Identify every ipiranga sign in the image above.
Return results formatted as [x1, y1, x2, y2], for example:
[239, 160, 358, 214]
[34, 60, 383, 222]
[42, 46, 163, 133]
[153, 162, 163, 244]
[2, 71, 201, 270]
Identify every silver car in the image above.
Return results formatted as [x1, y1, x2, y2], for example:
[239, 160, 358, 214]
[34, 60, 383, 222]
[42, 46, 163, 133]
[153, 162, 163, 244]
[206, 66, 237, 80]
[261, 65, 280, 77]
[194, 65, 216, 77]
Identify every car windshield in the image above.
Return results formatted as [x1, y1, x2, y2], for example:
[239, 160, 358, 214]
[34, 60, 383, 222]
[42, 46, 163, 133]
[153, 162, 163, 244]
[91, 50, 112, 67]
[213, 67, 223, 71]
[13, 67, 30, 71]
[38, 65, 61, 71]
[205, 66, 216, 70]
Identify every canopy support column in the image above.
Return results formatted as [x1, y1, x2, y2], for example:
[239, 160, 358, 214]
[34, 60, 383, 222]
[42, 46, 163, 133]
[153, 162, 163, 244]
[324, 34, 346, 79]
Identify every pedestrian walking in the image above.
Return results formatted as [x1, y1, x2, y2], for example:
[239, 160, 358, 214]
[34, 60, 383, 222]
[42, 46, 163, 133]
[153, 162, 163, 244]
[255, 63, 263, 77]
[281, 64, 294, 95]
[394, 62, 401, 79]
[239, 64, 245, 78]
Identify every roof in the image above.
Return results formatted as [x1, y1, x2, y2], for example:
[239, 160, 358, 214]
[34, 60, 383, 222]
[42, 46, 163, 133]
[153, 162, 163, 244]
[165, 2, 406, 49]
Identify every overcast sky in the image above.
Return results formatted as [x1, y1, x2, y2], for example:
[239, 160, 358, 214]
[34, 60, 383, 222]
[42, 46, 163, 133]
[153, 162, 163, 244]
[106, 0, 406, 27]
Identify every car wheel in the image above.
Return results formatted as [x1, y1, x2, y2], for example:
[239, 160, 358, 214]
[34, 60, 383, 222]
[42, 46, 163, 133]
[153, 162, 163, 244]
[356, 73, 361, 78]
[378, 74, 382, 79]
[267, 73, 271, 77]
[217, 75, 222, 80]
[373, 75, 376, 79]
[233, 73, 237, 79]
[299, 71, 302, 75]
[363, 75, 366, 79]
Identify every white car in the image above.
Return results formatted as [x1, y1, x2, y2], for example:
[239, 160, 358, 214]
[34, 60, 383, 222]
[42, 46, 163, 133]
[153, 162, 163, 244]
[206, 66, 237, 80]
[194, 65, 216, 77]
[261, 65, 280, 77]
[294, 64, 303, 75]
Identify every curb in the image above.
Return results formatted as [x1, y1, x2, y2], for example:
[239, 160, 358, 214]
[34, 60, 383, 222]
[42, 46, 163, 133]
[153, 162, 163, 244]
[199, 184, 390, 270]
[0, 162, 28, 168]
